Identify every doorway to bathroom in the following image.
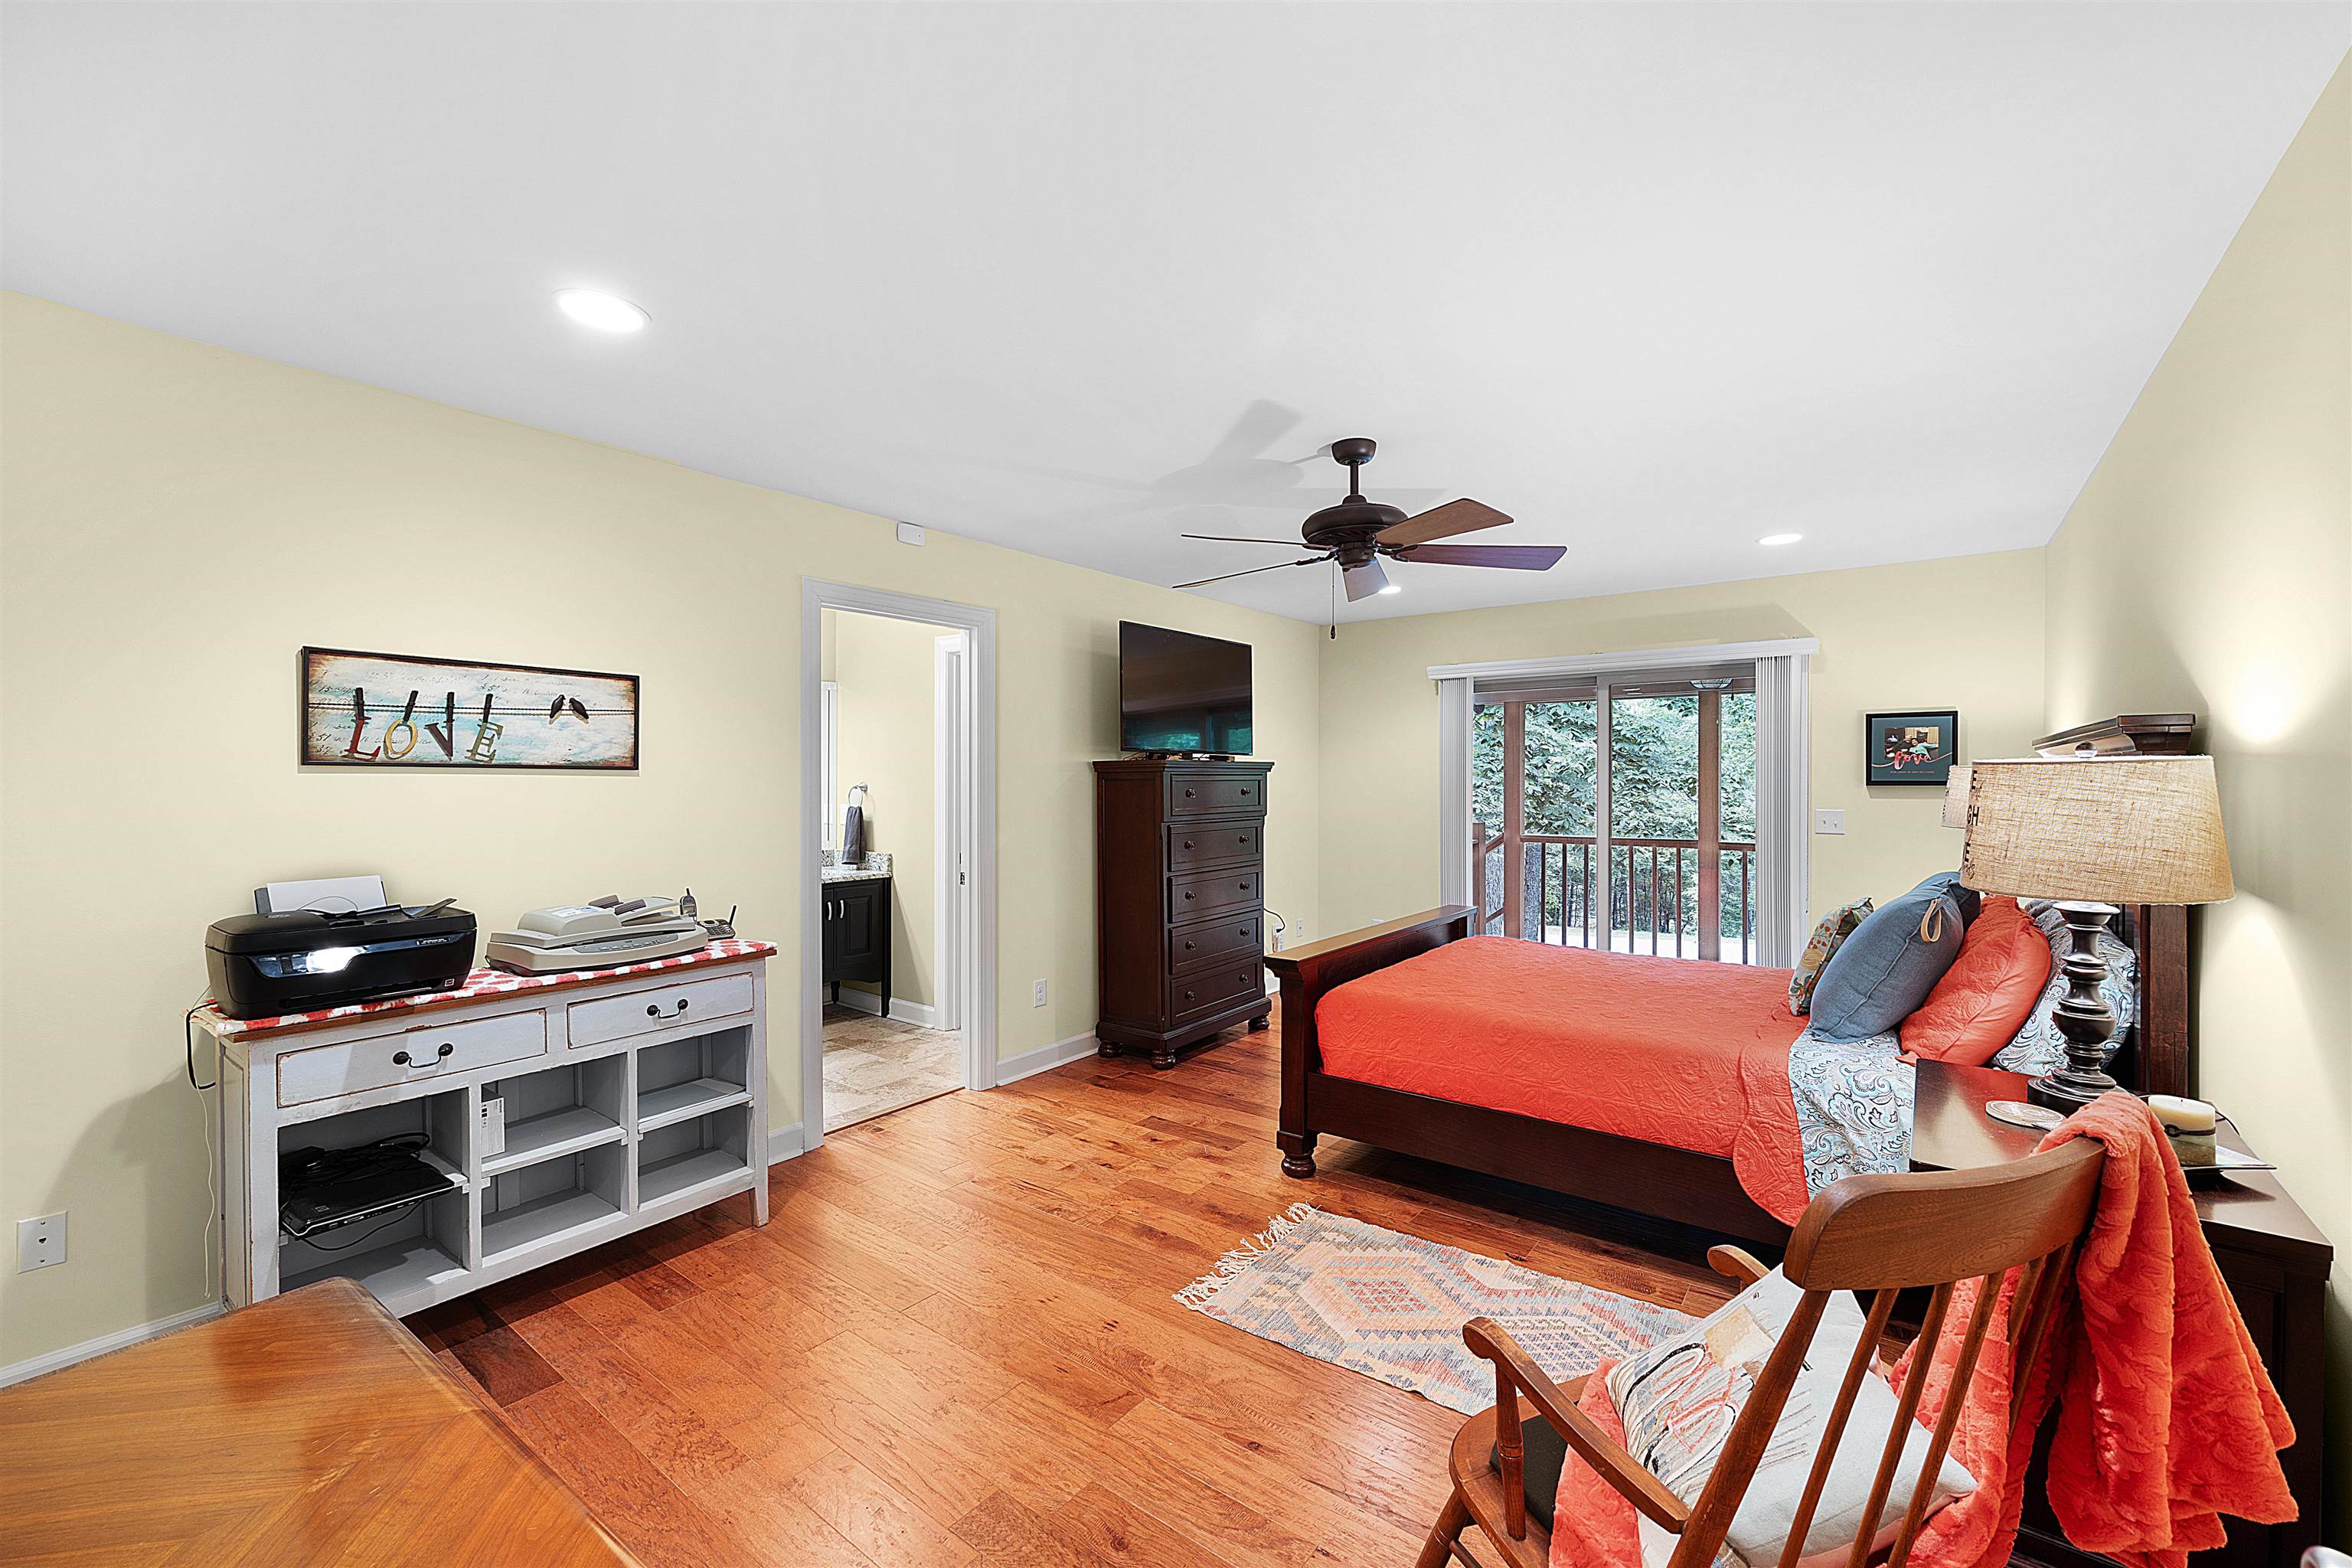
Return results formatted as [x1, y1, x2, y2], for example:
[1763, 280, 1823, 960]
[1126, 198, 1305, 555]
[800, 581, 994, 1147]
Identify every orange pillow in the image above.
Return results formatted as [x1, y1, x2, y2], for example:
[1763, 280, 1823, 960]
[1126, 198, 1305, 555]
[1901, 897, 2051, 1064]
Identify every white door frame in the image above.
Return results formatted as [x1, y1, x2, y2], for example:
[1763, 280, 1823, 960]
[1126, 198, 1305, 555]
[933, 632, 969, 1040]
[800, 580, 997, 1149]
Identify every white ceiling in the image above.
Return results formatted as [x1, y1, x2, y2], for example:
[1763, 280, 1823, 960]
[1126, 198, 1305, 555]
[5, 4, 2344, 623]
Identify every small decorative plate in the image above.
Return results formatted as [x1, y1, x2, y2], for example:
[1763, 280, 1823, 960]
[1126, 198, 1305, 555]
[1985, 1099, 2063, 1130]
[2181, 1144, 2278, 1185]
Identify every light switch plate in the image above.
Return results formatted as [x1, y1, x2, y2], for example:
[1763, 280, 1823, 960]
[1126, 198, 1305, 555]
[1813, 808, 1847, 835]
[17, 1212, 65, 1272]
[895, 521, 926, 546]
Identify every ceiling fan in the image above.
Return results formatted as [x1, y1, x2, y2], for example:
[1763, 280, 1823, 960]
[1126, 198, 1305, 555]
[1172, 437, 1566, 602]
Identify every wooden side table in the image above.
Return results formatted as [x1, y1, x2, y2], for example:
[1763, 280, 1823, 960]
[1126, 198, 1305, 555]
[1910, 1060, 2331, 1568]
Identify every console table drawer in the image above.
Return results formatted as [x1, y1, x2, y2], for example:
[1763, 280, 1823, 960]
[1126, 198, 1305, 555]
[1167, 823, 1259, 870]
[1168, 912, 1263, 974]
[567, 971, 755, 1050]
[1165, 772, 1266, 818]
[1169, 867, 1260, 921]
[1169, 962, 1263, 1025]
[278, 1009, 547, 1106]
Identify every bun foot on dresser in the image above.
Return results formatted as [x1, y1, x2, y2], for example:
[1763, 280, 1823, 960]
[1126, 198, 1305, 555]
[1097, 1039, 1121, 1058]
[1278, 1130, 1318, 1178]
[1248, 1012, 1271, 1032]
[1150, 1049, 1179, 1070]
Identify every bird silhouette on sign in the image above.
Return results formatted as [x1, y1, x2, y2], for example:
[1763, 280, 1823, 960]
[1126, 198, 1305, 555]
[547, 696, 591, 724]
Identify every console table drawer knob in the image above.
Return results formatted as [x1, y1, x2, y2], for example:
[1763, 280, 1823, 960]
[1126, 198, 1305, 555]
[391, 1042, 454, 1067]
[646, 999, 691, 1020]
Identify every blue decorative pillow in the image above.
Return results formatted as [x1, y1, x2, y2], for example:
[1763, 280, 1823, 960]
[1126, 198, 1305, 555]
[1913, 871, 1981, 928]
[1805, 875, 1968, 1043]
[1991, 901, 2138, 1074]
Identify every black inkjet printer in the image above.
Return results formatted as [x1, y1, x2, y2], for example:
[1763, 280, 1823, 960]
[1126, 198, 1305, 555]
[204, 901, 476, 1019]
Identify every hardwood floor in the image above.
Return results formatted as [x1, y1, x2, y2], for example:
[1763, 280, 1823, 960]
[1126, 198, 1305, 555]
[409, 1008, 1736, 1568]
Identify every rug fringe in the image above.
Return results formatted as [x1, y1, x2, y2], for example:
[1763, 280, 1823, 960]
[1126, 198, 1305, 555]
[1172, 1202, 1321, 1309]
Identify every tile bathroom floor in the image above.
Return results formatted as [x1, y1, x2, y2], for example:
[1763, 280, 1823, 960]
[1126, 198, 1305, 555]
[821, 1003, 964, 1132]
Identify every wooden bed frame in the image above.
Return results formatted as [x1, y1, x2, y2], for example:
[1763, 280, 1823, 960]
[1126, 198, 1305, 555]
[1263, 714, 2196, 1246]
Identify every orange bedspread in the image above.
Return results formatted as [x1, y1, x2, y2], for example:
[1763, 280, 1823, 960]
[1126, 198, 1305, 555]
[1315, 936, 1806, 1165]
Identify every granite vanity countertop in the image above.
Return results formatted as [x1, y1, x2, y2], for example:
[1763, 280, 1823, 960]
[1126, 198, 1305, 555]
[822, 853, 893, 884]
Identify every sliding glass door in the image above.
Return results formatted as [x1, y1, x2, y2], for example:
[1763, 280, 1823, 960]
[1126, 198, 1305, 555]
[1473, 668, 1759, 962]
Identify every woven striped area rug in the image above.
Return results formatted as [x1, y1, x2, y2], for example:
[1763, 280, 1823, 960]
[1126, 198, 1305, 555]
[1174, 1204, 1694, 1414]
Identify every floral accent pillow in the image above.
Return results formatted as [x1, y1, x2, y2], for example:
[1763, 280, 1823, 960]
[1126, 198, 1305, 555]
[1991, 901, 2139, 1075]
[1788, 898, 1873, 1015]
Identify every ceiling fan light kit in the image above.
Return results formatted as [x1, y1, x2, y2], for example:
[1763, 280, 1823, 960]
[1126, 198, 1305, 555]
[1174, 437, 1566, 621]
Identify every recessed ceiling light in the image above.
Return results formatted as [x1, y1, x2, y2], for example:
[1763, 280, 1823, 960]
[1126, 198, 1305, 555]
[1377, 583, 1402, 596]
[554, 289, 648, 333]
[1758, 532, 1803, 547]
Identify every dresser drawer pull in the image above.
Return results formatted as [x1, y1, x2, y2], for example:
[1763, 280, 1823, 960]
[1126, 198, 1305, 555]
[1239, 880, 1250, 892]
[1184, 788, 1196, 799]
[391, 1043, 455, 1067]
[1184, 890, 1195, 901]
[646, 998, 692, 1020]
[1182, 839, 1194, 849]
[1184, 988, 1196, 1003]
[1184, 939, 1197, 952]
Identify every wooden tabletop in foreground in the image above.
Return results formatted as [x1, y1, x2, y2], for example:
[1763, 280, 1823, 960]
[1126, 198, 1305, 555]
[0, 1277, 640, 1567]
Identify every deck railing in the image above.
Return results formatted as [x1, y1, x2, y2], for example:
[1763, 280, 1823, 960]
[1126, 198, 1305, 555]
[1475, 829, 1756, 963]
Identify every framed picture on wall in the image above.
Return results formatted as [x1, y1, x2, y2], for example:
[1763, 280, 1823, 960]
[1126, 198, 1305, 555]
[299, 647, 640, 769]
[1864, 709, 1958, 786]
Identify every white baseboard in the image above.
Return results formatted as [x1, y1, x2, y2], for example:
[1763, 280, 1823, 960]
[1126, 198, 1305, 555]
[994, 1031, 1101, 1086]
[0, 1297, 227, 1389]
[767, 1121, 807, 1165]
[828, 988, 940, 1031]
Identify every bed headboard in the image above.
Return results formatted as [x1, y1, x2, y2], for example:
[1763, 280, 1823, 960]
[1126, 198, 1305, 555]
[2031, 713, 2196, 1098]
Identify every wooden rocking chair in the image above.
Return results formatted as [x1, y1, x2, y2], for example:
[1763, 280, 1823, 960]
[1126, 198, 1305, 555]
[1418, 1139, 2104, 1568]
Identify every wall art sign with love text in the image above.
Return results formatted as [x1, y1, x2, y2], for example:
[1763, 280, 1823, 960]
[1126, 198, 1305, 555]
[299, 647, 639, 769]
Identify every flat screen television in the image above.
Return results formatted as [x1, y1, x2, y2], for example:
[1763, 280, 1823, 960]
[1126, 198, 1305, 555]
[1119, 622, 1252, 756]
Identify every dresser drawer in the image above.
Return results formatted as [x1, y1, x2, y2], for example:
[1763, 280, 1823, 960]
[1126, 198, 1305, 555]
[278, 1009, 547, 1106]
[1168, 912, 1263, 975]
[1168, 961, 1263, 1025]
[1167, 822, 1260, 871]
[1165, 772, 1266, 818]
[566, 971, 755, 1050]
[1168, 867, 1261, 921]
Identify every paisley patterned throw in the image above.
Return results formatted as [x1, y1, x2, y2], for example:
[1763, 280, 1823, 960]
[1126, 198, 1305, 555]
[1174, 1204, 1690, 1414]
[1789, 1029, 1914, 1196]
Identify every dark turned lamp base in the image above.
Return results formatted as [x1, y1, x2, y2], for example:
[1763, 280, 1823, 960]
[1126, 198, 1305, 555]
[2026, 900, 2127, 1112]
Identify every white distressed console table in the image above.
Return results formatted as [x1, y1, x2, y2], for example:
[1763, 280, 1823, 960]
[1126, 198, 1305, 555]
[196, 939, 773, 1317]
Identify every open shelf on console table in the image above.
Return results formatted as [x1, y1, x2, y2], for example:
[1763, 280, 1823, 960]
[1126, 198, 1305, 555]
[199, 941, 775, 1318]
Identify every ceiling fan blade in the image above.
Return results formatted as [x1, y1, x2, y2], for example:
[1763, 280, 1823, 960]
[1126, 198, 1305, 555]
[1377, 498, 1513, 547]
[1390, 543, 1567, 570]
[1342, 557, 1393, 602]
[1179, 534, 1309, 545]
[1172, 556, 1326, 590]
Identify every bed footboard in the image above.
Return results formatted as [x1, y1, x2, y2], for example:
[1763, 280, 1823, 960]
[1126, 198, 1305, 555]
[1261, 905, 1475, 1177]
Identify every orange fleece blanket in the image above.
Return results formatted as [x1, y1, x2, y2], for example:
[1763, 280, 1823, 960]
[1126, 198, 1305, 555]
[1548, 1093, 2297, 1568]
[1314, 937, 1815, 1219]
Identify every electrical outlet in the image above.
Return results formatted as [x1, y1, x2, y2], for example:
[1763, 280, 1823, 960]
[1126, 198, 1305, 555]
[1032, 978, 1048, 1008]
[17, 1212, 65, 1272]
[1813, 808, 1847, 835]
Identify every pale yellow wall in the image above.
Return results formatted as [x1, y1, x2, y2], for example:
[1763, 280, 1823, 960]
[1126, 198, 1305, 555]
[1318, 550, 2047, 937]
[823, 608, 940, 1012]
[2045, 59, 2350, 1526]
[0, 292, 1324, 1366]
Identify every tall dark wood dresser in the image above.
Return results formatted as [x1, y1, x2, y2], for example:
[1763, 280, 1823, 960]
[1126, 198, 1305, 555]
[1093, 757, 1273, 1067]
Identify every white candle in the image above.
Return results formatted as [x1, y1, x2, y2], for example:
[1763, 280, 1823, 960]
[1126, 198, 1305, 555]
[2150, 1094, 2218, 1165]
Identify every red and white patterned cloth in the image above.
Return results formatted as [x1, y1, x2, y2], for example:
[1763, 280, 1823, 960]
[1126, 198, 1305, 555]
[197, 937, 777, 1040]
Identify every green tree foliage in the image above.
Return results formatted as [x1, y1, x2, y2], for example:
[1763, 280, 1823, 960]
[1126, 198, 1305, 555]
[1472, 691, 1759, 952]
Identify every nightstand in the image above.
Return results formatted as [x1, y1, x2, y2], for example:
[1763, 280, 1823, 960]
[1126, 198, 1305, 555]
[1910, 1059, 2330, 1568]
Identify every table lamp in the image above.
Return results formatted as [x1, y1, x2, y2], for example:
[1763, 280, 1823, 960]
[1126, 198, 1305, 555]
[1954, 755, 2232, 1109]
